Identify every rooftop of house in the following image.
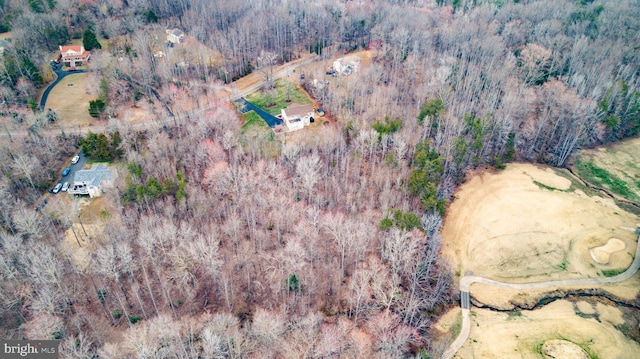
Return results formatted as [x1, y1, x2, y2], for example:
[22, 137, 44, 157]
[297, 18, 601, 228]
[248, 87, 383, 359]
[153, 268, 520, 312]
[73, 164, 111, 188]
[59, 45, 90, 58]
[166, 28, 184, 37]
[60, 45, 84, 53]
[283, 104, 314, 119]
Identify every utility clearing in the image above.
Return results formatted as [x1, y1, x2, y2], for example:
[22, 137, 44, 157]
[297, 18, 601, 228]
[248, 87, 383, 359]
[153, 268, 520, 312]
[437, 163, 640, 358]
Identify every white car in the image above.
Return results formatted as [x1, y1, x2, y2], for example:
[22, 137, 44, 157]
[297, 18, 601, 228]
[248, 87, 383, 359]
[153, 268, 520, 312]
[61, 182, 70, 192]
[71, 155, 80, 164]
[52, 183, 62, 194]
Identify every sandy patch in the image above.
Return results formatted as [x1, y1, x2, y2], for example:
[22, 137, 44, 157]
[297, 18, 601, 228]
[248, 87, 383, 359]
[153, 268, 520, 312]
[453, 300, 640, 358]
[441, 163, 638, 282]
[526, 166, 572, 190]
[61, 223, 101, 272]
[434, 307, 461, 333]
[596, 302, 625, 327]
[590, 238, 626, 264]
[575, 301, 596, 315]
[541, 339, 589, 359]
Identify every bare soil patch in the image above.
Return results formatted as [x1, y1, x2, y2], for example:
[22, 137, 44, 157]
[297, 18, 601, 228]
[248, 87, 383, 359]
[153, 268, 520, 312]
[541, 339, 589, 359]
[452, 301, 640, 358]
[590, 238, 626, 265]
[441, 163, 638, 282]
[45, 73, 95, 127]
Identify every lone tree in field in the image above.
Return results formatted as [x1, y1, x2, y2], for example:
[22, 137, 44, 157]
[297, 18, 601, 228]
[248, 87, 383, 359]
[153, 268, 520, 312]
[83, 29, 102, 51]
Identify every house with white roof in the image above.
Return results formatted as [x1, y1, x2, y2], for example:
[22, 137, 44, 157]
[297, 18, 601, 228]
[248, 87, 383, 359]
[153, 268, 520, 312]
[166, 28, 185, 44]
[281, 104, 314, 132]
[67, 164, 112, 198]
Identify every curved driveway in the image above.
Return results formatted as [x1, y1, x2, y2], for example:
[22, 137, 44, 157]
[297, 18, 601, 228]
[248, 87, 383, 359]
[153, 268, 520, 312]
[39, 63, 86, 110]
[442, 235, 640, 359]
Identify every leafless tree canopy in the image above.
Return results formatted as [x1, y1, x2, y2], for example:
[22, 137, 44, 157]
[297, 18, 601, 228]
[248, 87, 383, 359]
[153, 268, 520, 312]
[0, 0, 639, 357]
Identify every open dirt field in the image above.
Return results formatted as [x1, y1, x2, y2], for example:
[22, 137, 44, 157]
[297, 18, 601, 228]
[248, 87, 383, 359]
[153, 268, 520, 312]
[441, 163, 638, 282]
[44, 73, 95, 127]
[437, 162, 640, 357]
[446, 300, 640, 358]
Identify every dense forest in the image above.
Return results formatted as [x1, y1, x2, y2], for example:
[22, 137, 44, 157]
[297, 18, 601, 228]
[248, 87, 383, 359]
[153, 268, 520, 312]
[0, 0, 639, 357]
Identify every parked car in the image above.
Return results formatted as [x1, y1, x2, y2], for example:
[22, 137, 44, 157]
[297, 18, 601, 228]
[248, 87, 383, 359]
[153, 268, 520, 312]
[52, 183, 62, 194]
[71, 155, 80, 164]
[68, 67, 77, 72]
[62, 167, 71, 176]
[61, 182, 70, 192]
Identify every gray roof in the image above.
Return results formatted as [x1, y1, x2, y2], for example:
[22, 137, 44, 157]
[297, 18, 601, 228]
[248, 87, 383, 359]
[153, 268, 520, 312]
[73, 164, 111, 187]
[283, 104, 314, 118]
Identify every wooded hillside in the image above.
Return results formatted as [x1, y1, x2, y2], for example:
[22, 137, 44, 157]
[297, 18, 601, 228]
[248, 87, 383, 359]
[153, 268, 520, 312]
[0, 0, 638, 358]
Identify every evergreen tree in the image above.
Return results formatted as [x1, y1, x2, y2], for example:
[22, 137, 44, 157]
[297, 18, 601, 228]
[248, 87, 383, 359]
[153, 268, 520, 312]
[82, 29, 101, 51]
[88, 99, 105, 118]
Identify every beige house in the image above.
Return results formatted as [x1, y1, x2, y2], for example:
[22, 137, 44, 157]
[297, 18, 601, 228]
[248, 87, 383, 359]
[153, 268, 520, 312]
[59, 45, 90, 67]
[166, 28, 185, 44]
[67, 165, 113, 198]
[332, 56, 360, 75]
[281, 104, 314, 132]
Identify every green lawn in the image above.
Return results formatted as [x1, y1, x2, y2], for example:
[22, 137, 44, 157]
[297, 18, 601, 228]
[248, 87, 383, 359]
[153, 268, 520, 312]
[245, 80, 312, 115]
[241, 111, 271, 134]
[574, 159, 637, 202]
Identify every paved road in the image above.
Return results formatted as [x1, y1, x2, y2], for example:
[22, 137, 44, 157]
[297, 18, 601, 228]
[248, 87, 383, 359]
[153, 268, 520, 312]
[39, 62, 86, 110]
[442, 234, 640, 359]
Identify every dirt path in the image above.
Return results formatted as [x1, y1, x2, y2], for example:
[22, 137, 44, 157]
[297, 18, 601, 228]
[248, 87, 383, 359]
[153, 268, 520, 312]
[442, 234, 640, 358]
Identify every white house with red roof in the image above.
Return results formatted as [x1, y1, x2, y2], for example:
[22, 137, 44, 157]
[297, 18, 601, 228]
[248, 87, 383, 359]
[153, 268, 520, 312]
[58, 45, 90, 67]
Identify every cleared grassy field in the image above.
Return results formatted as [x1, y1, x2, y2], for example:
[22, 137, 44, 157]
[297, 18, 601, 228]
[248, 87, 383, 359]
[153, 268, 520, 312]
[437, 162, 640, 358]
[245, 80, 312, 115]
[45, 73, 95, 127]
[241, 111, 271, 135]
[450, 301, 640, 358]
[441, 164, 638, 282]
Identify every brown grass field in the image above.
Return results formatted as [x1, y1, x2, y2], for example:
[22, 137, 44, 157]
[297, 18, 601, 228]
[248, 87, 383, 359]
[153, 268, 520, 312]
[44, 73, 95, 127]
[436, 163, 640, 358]
[441, 163, 638, 282]
[437, 300, 640, 358]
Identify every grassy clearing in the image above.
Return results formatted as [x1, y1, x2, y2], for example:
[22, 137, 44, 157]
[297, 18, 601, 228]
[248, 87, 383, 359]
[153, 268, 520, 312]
[245, 80, 312, 115]
[574, 159, 636, 201]
[241, 111, 271, 135]
[45, 73, 95, 127]
[601, 268, 625, 277]
[239, 112, 280, 159]
[451, 311, 463, 339]
[533, 180, 559, 191]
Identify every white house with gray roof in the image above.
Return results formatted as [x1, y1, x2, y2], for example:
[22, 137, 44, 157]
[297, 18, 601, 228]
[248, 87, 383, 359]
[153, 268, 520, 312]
[281, 104, 314, 132]
[166, 28, 185, 44]
[68, 165, 113, 198]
